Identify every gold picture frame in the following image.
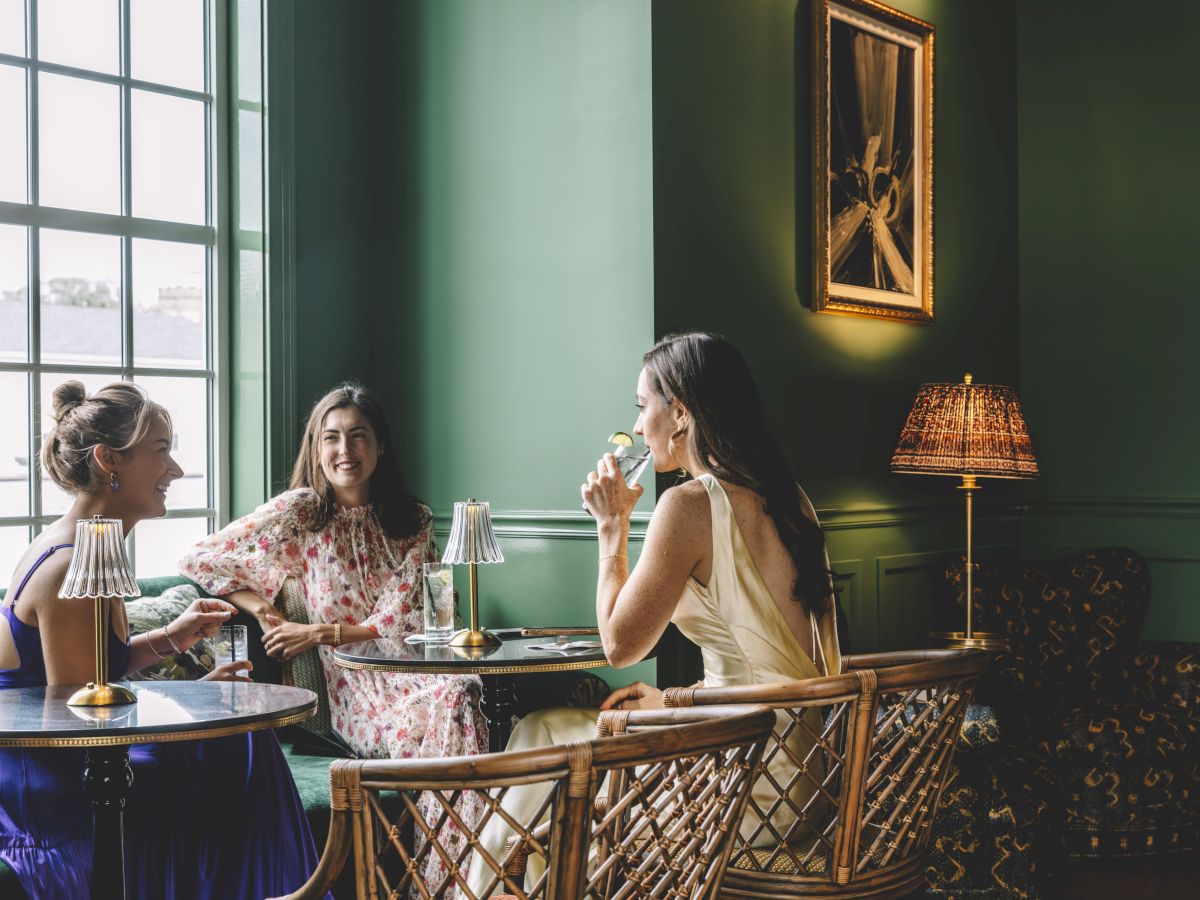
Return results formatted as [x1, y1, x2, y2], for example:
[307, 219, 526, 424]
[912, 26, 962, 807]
[813, 0, 934, 323]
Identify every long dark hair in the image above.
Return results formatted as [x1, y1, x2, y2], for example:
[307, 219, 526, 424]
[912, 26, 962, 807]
[643, 332, 834, 615]
[290, 383, 426, 540]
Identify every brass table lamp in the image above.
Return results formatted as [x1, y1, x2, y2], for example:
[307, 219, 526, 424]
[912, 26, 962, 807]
[891, 374, 1038, 650]
[60, 515, 141, 706]
[443, 499, 504, 649]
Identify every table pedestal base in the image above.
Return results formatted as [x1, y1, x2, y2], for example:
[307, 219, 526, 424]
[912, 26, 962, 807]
[84, 746, 132, 900]
[480, 674, 519, 753]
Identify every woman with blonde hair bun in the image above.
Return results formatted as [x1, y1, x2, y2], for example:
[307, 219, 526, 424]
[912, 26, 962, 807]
[0, 381, 323, 900]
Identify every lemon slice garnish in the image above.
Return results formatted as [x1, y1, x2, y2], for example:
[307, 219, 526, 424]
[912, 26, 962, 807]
[608, 431, 634, 447]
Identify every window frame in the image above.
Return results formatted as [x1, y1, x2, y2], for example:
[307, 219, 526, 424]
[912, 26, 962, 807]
[0, 0, 228, 572]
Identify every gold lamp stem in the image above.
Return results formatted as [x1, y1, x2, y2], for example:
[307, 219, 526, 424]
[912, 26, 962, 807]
[468, 561, 479, 632]
[961, 475, 977, 639]
[449, 500, 501, 649]
[94, 595, 107, 689]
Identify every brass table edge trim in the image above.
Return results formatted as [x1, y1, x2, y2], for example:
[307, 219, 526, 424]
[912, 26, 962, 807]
[0, 705, 316, 749]
[333, 657, 605, 675]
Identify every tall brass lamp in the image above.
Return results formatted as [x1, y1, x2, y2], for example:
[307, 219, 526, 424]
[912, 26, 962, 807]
[891, 374, 1038, 650]
[443, 499, 504, 649]
[60, 515, 141, 706]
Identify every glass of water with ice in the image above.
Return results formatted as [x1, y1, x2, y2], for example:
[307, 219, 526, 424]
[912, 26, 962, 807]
[582, 433, 652, 513]
[422, 563, 456, 642]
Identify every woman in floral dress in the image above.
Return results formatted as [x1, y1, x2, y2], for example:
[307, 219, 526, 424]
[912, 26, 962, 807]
[179, 382, 487, 890]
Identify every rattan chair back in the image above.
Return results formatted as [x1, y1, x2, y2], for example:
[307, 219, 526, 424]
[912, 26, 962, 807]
[273, 703, 774, 900]
[661, 649, 989, 899]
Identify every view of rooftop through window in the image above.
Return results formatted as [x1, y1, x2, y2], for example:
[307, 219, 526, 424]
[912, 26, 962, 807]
[0, 0, 218, 584]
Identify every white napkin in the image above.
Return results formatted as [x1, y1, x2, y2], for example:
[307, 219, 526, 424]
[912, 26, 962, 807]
[526, 640, 603, 652]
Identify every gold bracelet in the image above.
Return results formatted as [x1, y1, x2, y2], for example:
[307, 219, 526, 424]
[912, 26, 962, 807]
[332, 623, 342, 647]
[145, 630, 168, 659]
[598, 553, 627, 562]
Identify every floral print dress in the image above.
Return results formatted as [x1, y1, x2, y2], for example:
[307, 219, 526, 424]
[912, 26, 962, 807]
[179, 489, 487, 891]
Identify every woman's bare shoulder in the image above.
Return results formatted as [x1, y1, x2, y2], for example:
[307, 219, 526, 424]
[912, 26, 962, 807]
[9, 547, 73, 609]
[652, 480, 711, 534]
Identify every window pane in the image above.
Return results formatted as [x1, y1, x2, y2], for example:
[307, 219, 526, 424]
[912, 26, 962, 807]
[38, 74, 120, 214]
[131, 0, 204, 92]
[40, 229, 121, 365]
[37, 0, 119, 75]
[0, 372, 29, 517]
[39, 371, 117, 515]
[0, 0, 24, 57]
[133, 515, 208, 579]
[135, 376, 208, 510]
[235, 0, 261, 104]
[0, 224, 26, 362]
[131, 90, 205, 224]
[132, 239, 205, 368]
[0, 525, 32, 592]
[236, 107, 262, 232]
[0, 64, 26, 203]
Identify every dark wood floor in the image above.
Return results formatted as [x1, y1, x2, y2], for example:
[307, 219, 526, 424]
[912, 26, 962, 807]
[1054, 850, 1200, 899]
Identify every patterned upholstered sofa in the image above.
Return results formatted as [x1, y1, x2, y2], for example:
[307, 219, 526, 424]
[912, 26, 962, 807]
[941, 548, 1199, 861]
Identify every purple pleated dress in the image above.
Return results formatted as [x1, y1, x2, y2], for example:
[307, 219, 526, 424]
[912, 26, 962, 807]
[0, 545, 327, 900]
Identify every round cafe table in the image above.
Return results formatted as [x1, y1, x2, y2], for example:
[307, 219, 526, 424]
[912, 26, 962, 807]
[0, 680, 317, 900]
[335, 634, 610, 752]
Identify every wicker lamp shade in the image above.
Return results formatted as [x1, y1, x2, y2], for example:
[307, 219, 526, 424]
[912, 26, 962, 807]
[891, 376, 1038, 479]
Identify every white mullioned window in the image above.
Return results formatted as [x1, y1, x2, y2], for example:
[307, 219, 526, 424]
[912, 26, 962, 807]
[0, 0, 226, 581]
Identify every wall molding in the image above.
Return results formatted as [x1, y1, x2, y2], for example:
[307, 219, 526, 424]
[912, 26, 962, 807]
[1019, 497, 1200, 519]
[433, 509, 653, 541]
[431, 498, 1023, 542]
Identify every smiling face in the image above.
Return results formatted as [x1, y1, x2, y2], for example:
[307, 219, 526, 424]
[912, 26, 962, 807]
[318, 405, 381, 507]
[104, 416, 183, 521]
[634, 367, 691, 473]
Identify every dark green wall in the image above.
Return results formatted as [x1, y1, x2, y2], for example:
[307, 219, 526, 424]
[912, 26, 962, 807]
[651, 0, 1023, 653]
[1017, 0, 1200, 641]
[370, 0, 656, 685]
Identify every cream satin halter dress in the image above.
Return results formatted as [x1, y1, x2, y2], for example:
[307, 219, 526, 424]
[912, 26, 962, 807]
[466, 474, 841, 896]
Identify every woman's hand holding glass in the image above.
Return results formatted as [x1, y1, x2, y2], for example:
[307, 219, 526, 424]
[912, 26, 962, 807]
[261, 612, 322, 661]
[168, 598, 237, 652]
[582, 453, 645, 523]
[599, 680, 664, 711]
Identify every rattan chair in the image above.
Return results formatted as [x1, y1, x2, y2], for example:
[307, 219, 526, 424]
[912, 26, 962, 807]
[274, 703, 775, 900]
[659, 649, 990, 899]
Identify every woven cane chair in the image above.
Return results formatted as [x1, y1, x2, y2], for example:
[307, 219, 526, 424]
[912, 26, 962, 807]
[274, 704, 774, 900]
[660, 649, 990, 899]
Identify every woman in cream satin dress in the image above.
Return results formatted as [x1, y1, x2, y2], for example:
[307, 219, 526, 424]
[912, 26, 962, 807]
[468, 332, 840, 896]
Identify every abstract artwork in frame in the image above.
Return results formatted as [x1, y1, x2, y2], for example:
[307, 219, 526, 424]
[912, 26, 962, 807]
[813, 0, 934, 322]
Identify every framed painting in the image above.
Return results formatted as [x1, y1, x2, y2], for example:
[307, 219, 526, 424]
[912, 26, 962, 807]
[813, 0, 934, 322]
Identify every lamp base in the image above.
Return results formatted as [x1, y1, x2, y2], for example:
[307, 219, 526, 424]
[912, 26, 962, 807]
[449, 628, 502, 649]
[928, 631, 1010, 652]
[67, 682, 138, 707]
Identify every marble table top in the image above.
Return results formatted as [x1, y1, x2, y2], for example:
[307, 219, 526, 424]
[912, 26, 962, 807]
[335, 634, 609, 675]
[0, 681, 316, 747]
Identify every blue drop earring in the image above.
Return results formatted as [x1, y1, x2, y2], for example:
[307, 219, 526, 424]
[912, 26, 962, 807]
[109, 470, 119, 493]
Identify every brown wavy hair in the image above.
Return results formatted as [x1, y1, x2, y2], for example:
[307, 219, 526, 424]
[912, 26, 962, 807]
[290, 383, 425, 539]
[643, 332, 834, 615]
[41, 380, 172, 494]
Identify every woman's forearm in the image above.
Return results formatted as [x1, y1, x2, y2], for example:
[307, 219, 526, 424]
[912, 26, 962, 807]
[225, 589, 274, 622]
[311, 622, 377, 646]
[127, 625, 179, 673]
[595, 520, 631, 641]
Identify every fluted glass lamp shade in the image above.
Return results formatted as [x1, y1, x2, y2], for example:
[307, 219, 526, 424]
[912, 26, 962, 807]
[443, 500, 504, 649]
[891, 375, 1038, 650]
[442, 500, 504, 564]
[60, 516, 140, 706]
[891, 376, 1038, 478]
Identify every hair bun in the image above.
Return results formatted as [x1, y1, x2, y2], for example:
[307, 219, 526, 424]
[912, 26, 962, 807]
[51, 380, 88, 420]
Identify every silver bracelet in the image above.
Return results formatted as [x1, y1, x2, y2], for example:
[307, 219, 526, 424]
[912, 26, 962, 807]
[163, 624, 184, 655]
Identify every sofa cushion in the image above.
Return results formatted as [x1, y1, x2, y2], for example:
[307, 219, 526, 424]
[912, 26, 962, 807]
[1042, 697, 1199, 857]
[125, 583, 215, 680]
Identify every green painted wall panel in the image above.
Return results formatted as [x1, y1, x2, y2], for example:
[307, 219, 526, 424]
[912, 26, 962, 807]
[1017, 0, 1200, 640]
[650, 0, 1023, 651]
[371, 0, 656, 680]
